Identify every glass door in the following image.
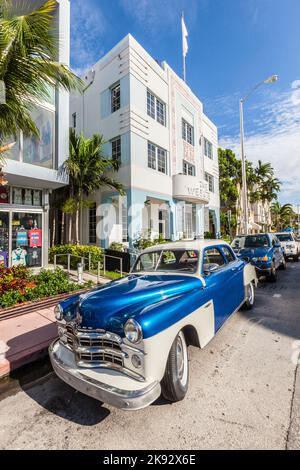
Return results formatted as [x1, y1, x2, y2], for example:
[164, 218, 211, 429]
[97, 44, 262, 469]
[0, 211, 10, 267]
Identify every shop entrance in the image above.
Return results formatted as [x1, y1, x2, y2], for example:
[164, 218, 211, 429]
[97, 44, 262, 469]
[0, 209, 43, 268]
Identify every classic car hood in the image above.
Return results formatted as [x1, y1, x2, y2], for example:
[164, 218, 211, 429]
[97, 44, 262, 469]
[60, 273, 203, 334]
[236, 247, 272, 259]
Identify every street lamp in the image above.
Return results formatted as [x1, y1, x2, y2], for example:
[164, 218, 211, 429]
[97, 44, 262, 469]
[240, 74, 278, 234]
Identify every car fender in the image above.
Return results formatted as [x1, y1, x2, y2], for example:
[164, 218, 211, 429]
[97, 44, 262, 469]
[243, 263, 258, 287]
[142, 300, 215, 383]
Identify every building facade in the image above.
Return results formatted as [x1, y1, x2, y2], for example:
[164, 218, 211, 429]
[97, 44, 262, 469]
[0, 0, 70, 268]
[71, 34, 220, 248]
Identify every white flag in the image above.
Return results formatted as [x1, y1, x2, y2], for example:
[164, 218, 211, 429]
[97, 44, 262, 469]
[181, 15, 188, 57]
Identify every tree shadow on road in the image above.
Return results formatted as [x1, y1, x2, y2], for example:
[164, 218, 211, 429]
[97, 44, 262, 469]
[239, 270, 300, 341]
[21, 372, 111, 425]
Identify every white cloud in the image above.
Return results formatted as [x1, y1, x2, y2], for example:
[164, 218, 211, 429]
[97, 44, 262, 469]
[119, 0, 200, 33]
[219, 81, 300, 204]
[71, 0, 106, 75]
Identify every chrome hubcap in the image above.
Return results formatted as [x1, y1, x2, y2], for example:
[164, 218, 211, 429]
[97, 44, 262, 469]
[248, 284, 254, 304]
[176, 336, 184, 380]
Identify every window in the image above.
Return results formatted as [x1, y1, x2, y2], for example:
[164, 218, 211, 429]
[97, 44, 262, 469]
[132, 249, 199, 274]
[111, 83, 120, 113]
[89, 203, 97, 244]
[147, 90, 166, 126]
[148, 142, 167, 174]
[147, 90, 155, 119]
[182, 118, 194, 145]
[204, 138, 213, 159]
[231, 235, 270, 250]
[23, 106, 54, 169]
[111, 137, 121, 163]
[203, 247, 225, 273]
[205, 172, 214, 193]
[222, 246, 236, 263]
[72, 112, 77, 129]
[183, 160, 195, 176]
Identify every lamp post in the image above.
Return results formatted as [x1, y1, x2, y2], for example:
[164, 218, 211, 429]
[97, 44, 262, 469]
[240, 74, 278, 235]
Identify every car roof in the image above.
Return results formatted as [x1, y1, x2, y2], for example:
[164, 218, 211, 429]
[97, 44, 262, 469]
[141, 239, 230, 254]
[274, 232, 293, 235]
[234, 233, 271, 238]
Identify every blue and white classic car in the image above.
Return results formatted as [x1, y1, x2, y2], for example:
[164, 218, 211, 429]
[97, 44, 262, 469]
[49, 240, 257, 410]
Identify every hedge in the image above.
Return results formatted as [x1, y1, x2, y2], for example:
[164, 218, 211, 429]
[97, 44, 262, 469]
[49, 244, 103, 270]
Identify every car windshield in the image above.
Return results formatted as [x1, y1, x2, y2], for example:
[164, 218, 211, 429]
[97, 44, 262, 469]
[231, 235, 270, 249]
[276, 234, 293, 242]
[132, 249, 199, 274]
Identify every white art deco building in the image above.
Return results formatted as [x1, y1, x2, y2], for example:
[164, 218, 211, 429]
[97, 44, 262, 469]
[70, 34, 220, 248]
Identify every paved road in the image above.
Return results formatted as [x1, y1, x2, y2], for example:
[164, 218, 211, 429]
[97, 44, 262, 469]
[1, 263, 300, 450]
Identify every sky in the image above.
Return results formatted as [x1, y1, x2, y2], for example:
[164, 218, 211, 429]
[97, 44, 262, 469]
[70, 0, 300, 205]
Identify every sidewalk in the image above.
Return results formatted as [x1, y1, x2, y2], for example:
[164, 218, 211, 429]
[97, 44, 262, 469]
[0, 307, 57, 379]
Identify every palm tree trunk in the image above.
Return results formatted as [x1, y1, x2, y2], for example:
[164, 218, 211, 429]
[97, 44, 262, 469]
[68, 214, 72, 244]
[61, 211, 65, 245]
[75, 207, 79, 245]
[52, 212, 56, 247]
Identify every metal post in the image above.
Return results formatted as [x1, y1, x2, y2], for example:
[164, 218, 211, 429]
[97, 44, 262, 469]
[81, 257, 85, 271]
[103, 255, 106, 276]
[54, 254, 56, 269]
[120, 258, 123, 277]
[240, 98, 249, 235]
[67, 254, 70, 273]
[88, 253, 91, 272]
[97, 261, 100, 284]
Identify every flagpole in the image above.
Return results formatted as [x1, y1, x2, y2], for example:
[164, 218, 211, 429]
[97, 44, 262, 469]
[182, 12, 186, 82]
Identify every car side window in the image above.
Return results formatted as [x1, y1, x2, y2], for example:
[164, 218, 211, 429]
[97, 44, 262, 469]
[203, 247, 226, 274]
[222, 246, 236, 263]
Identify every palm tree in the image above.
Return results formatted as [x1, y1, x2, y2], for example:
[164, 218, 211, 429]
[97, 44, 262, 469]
[255, 160, 274, 180]
[61, 129, 125, 244]
[0, 0, 82, 140]
[271, 202, 293, 231]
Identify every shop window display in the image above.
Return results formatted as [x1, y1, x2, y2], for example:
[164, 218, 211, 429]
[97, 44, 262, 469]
[12, 188, 42, 206]
[0, 212, 9, 267]
[12, 213, 42, 267]
[0, 187, 10, 205]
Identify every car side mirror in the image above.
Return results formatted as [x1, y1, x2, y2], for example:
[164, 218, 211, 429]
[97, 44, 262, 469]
[275, 243, 281, 248]
[241, 256, 250, 263]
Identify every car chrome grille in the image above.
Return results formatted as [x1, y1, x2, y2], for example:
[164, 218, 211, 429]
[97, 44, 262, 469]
[64, 324, 124, 368]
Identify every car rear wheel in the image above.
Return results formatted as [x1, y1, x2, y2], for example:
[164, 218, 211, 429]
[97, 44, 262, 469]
[242, 281, 255, 310]
[269, 262, 277, 282]
[293, 254, 299, 262]
[161, 331, 189, 403]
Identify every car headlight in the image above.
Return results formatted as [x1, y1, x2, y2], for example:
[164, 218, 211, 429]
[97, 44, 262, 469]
[54, 304, 64, 321]
[257, 255, 269, 261]
[124, 319, 143, 344]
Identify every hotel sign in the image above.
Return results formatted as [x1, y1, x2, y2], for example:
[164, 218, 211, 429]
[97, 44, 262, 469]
[173, 174, 210, 204]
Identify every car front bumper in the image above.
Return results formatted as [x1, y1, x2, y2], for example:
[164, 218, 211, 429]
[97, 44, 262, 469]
[49, 339, 161, 411]
[284, 249, 297, 257]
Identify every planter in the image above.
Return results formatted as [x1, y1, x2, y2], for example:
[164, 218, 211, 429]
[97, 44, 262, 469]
[0, 288, 91, 322]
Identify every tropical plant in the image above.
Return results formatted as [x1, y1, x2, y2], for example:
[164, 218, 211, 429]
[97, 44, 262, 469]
[270, 202, 294, 231]
[0, 0, 82, 141]
[218, 148, 281, 236]
[60, 129, 125, 244]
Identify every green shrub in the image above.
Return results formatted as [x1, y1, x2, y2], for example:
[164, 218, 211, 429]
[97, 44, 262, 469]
[0, 268, 93, 309]
[108, 242, 125, 252]
[133, 234, 169, 251]
[49, 244, 103, 270]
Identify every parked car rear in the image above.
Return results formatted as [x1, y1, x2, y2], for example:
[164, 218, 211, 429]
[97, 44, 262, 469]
[275, 232, 299, 262]
[231, 233, 286, 282]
